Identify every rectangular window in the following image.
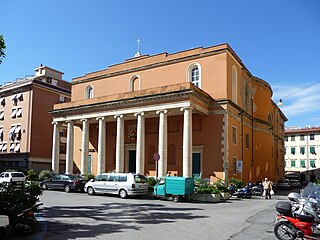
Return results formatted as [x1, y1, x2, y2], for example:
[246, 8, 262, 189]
[291, 135, 295, 141]
[291, 160, 296, 167]
[310, 160, 316, 168]
[300, 147, 305, 155]
[285, 136, 288, 142]
[245, 134, 249, 148]
[310, 134, 315, 140]
[300, 160, 306, 168]
[310, 146, 316, 155]
[284, 147, 286, 155]
[291, 147, 296, 155]
[300, 135, 305, 141]
[232, 127, 237, 144]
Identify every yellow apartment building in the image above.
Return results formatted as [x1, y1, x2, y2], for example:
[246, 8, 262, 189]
[50, 43, 286, 183]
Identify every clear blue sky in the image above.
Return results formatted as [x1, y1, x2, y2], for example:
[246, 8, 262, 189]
[1, 0, 320, 127]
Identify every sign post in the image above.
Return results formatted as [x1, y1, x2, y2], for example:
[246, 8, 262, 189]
[153, 153, 160, 179]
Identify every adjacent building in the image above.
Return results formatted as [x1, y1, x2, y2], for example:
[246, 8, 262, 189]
[50, 43, 286, 183]
[285, 126, 320, 183]
[0, 65, 71, 172]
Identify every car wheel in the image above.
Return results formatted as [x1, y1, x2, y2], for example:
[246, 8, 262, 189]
[173, 195, 179, 203]
[64, 185, 71, 193]
[119, 189, 127, 199]
[87, 187, 95, 195]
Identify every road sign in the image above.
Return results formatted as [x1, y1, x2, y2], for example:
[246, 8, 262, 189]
[153, 153, 160, 161]
[236, 160, 243, 173]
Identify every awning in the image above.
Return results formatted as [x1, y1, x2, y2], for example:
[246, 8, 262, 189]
[11, 109, 17, 118]
[0, 97, 4, 104]
[0, 145, 3, 151]
[16, 108, 22, 117]
[11, 95, 17, 101]
[0, 111, 4, 120]
[14, 126, 21, 134]
[10, 143, 15, 150]
[0, 128, 3, 134]
[16, 93, 23, 100]
[14, 143, 20, 152]
[2, 144, 7, 151]
[10, 126, 16, 133]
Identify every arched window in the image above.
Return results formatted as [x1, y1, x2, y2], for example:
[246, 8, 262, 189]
[129, 75, 140, 92]
[187, 63, 201, 88]
[232, 65, 237, 104]
[85, 85, 94, 99]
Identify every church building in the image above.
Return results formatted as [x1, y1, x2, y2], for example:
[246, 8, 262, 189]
[50, 43, 286, 183]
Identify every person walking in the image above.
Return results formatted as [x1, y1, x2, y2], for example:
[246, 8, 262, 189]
[263, 177, 273, 199]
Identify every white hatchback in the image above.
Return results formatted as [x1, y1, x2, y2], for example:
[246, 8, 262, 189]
[84, 173, 149, 198]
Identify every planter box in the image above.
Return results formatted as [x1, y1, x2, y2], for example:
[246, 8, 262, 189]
[220, 192, 231, 200]
[192, 193, 221, 203]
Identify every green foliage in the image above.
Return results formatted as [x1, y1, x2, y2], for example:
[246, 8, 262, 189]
[82, 173, 95, 181]
[38, 170, 53, 181]
[214, 179, 229, 192]
[26, 169, 38, 181]
[147, 177, 157, 190]
[0, 35, 6, 64]
[230, 177, 243, 189]
[194, 179, 220, 194]
[0, 181, 43, 213]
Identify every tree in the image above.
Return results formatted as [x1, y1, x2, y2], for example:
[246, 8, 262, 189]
[0, 34, 6, 64]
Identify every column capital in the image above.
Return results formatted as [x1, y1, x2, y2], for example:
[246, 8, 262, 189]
[80, 118, 88, 122]
[180, 107, 192, 112]
[114, 114, 124, 119]
[156, 109, 168, 115]
[96, 116, 105, 121]
[134, 112, 144, 117]
[52, 121, 60, 125]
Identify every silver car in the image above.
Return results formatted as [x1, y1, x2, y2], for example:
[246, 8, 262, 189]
[84, 173, 149, 198]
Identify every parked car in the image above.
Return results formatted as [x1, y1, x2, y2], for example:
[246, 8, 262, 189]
[0, 172, 26, 184]
[277, 179, 292, 190]
[84, 173, 149, 198]
[40, 174, 87, 193]
[289, 179, 302, 188]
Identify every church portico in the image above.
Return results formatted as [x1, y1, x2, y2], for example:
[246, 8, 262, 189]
[50, 83, 217, 177]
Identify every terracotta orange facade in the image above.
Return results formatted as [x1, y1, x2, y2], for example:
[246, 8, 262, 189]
[51, 43, 286, 184]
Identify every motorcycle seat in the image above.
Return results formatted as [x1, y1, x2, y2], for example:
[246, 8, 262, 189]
[295, 213, 314, 223]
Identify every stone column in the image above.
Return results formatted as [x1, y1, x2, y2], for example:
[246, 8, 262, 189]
[181, 107, 192, 177]
[135, 112, 145, 174]
[97, 117, 106, 175]
[115, 115, 124, 173]
[65, 121, 74, 174]
[80, 119, 89, 175]
[51, 121, 60, 173]
[157, 110, 168, 177]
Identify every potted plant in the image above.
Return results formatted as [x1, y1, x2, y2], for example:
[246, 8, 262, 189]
[192, 180, 221, 203]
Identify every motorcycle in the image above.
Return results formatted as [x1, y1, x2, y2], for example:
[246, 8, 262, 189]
[274, 183, 320, 239]
[6, 202, 43, 235]
[232, 186, 252, 199]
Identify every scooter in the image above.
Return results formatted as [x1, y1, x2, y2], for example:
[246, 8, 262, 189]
[6, 202, 43, 235]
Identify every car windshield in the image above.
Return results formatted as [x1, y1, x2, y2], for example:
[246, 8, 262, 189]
[134, 174, 147, 183]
